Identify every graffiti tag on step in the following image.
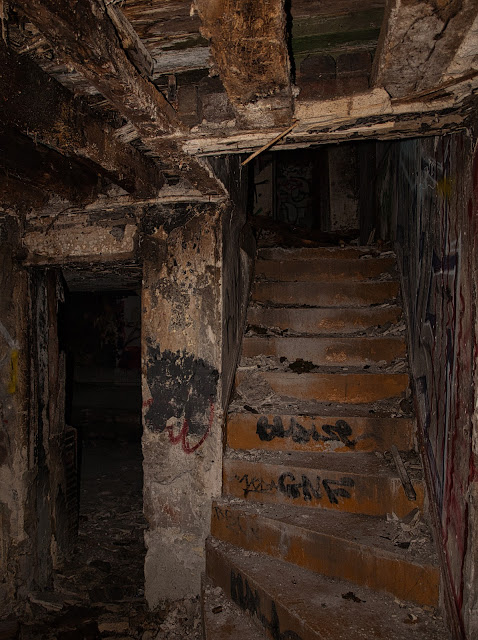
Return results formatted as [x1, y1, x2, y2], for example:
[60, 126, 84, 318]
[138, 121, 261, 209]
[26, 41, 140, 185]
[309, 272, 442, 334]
[235, 472, 355, 504]
[256, 416, 356, 447]
[212, 505, 260, 539]
[231, 570, 304, 640]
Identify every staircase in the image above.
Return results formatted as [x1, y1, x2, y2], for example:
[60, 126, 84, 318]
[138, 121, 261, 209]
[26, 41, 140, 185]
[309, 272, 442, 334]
[202, 245, 448, 639]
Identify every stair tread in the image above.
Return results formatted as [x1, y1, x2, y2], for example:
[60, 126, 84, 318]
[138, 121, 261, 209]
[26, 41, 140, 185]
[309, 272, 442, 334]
[246, 305, 403, 336]
[207, 538, 448, 640]
[224, 450, 421, 480]
[212, 499, 437, 568]
[202, 576, 264, 640]
[257, 247, 395, 260]
[252, 281, 400, 308]
[241, 335, 406, 366]
[254, 257, 398, 282]
[235, 370, 409, 405]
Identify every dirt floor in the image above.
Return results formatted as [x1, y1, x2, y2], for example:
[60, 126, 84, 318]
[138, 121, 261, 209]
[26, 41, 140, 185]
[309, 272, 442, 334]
[11, 440, 203, 640]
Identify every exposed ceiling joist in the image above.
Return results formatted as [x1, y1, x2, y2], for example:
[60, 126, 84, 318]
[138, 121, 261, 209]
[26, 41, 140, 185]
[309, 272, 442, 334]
[194, 0, 293, 128]
[105, 3, 154, 78]
[372, 0, 478, 99]
[0, 42, 164, 197]
[184, 87, 468, 156]
[13, 0, 224, 196]
[14, 0, 179, 136]
[0, 126, 103, 204]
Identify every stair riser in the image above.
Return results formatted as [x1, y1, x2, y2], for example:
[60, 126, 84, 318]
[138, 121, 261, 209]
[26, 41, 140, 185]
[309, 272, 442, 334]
[223, 459, 424, 517]
[255, 258, 397, 282]
[252, 281, 400, 307]
[227, 414, 414, 453]
[235, 371, 409, 404]
[211, 505, 439, 607]
[206, 539, 318, 640]
[242, 336, 406, 366]
[247, 306, 403, 335]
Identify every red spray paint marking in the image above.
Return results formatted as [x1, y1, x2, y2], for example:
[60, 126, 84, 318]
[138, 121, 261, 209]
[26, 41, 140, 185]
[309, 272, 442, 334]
[167, 398, 215, 454]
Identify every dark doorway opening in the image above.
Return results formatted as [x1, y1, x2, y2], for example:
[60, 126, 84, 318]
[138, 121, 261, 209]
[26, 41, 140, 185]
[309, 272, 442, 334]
[52, 285, 146, 625]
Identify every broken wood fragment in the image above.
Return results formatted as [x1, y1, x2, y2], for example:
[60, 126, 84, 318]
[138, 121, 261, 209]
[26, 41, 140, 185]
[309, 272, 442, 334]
[241, 123, 298, 166]
[391, 445, 417, 501]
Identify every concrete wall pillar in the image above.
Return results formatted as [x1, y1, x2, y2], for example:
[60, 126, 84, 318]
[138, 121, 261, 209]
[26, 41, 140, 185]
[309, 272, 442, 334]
[141, 205, 224, 606]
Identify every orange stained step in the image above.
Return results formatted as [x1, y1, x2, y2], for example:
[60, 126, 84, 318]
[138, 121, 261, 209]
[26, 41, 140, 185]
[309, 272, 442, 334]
[222, 452, 424, 518]
[241, 335, 406, 366]
[251, 280, 400, 307]
[235, 371, 409, 404]
[246, 305, 403, 335]
[255, 256, 397, 282]
[226, 413, 414, 453]
[210, 501, 440, 607]
[206, 538, 448, 640]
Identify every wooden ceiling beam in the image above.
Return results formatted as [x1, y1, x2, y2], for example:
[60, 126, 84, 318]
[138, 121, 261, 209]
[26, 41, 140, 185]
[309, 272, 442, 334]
[13, 0, 224, 196]
[0, 42, 164, 197]
[14, 0, 179, 136]
[194, 0, 293, 129]
[0, 127, 103, 208]
[372, 0, 478, 99]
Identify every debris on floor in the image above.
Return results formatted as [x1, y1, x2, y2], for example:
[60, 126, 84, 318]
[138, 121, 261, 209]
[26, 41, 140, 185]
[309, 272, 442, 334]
[11, 441, 202, 640]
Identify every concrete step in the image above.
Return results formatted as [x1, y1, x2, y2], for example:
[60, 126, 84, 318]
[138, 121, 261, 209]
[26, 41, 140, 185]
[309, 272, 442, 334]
[247, 305, 403, 335]
[255, 257, 397, 282]
[252, 281, 400, 307]
[223, 451, 424, 517]
[227, 413, 414, 453]
[211, 501, 440, 607]
[202, 575, 263, 640]
[242, 336, 406, 366]
[206, 538, 448, 640]
[235, 370, 409, 404]
[257, 247, 387, 261]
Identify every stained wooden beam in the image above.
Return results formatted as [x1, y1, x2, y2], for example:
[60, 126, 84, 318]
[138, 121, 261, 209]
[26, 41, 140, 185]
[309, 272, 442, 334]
[105, 4, 154, 78]
[372, 0, 478, 99]
[0, 42, 163, 197]
[0, 126, 103, 205]
[14, 0, 179, 136]
[14, 0, 223, 196]
[194, 0, 293, 128]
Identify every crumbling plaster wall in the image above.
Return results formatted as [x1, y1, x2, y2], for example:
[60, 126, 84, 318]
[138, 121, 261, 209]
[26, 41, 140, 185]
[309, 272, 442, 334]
[141, 186, 253, 606]
[0, 215, 32, 609]
[0, 218, 70, 610]
[378, 132, 478, 638]
[3, 173, 253, 609]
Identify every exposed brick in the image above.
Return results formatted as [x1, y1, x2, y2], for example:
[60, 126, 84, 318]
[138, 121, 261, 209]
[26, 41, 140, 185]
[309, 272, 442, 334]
[299, 54, 336, 79]
[298, 75, 370, 101]
[336, 51, 372, 77]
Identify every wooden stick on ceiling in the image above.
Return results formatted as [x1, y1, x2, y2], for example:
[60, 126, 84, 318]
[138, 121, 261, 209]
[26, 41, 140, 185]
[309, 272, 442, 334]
[241, 122, 298, 166]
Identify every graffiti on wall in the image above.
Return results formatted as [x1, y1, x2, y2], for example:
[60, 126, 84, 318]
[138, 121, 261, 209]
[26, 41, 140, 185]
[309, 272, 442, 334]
[144, 346, 218, 453]
[391, 135, 476, 622]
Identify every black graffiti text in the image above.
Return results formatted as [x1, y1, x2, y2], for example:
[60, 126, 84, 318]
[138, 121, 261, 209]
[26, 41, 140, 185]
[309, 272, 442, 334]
[236, 472, 355, 504]
[231, 570, 303, 640]
[256, 416, 356, 447]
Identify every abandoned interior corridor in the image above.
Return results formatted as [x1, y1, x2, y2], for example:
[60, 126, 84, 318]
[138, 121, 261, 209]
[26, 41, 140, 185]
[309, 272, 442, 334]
[1, 1, 478, 639]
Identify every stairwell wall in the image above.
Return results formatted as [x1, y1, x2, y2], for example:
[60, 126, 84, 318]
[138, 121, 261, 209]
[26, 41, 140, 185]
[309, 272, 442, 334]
[377, 132, 478, 638]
